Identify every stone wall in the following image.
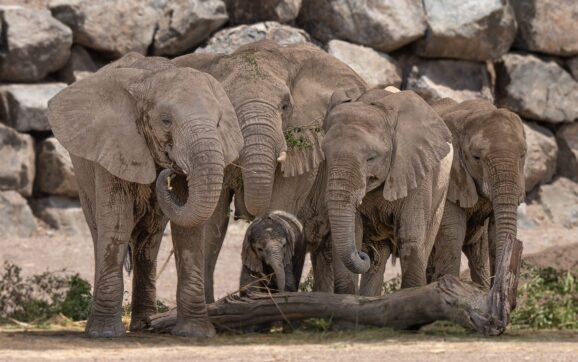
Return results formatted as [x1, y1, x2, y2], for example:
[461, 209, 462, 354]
[0, 0, 576, 236]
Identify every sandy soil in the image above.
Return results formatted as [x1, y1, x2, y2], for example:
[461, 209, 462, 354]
[0, 327, 576, 361]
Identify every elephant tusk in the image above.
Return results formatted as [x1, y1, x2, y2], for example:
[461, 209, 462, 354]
[384, 86, 401, 93]
[166, 173, 176, 191]
[277, 151, 287, 163]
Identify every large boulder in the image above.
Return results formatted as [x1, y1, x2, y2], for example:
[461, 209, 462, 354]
[495, 53, 578, 123]
[405, 59, 493, 102]
[31, 196, 89, 236]
[298, 0, 426, 52]
[523, 121, 558, 192]
[537, 177, 578, 228]
[556, 123, 578, 182]
[225, 0, 301, 24]
[0, 124, 35, 197]
[0, 191, 38, 238]
[153, 0, 228, 56]
[195, 21, 310, 54]
[36, 137, 78, 197]
[49, 0, 164, 58]
[0, 83, 67, 132]
[416, 0, 517, 61]
[567, 57, 578, 81]
[55, 45, 98, 84]
[327, 40, 402, 88]
[0, 6, 72, 82]
[511, 0, 578, 56]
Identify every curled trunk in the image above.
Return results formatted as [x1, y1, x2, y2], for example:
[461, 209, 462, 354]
[156, 130, 225, 228]
[325, 162, 370, 274]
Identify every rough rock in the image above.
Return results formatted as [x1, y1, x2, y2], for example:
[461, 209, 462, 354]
[416, 0, 517, 61]
[225, 0, 301, 24]
[327, 40, 402, 88]
[36, 137, 78, 197]
[196, 21, 310, 54]
[298, 0, 426, 52]
[0, 124, 35, 197]
[153, 0, 228, 56]
[567, 57, 578, 81]
[537, 177, 578, 228]
[523, 121, 557, 192]
[405, 59, 493, 102]
[556, 123, 578, 182]
[0, 6, 72, 82]
[31, 196, 89, 236]
[495, 53, 578, 123]
[0, 191, 37, 238]
[0, 83, 67, 132]
[55, 45, 98, 84]
[49, 0, 164, 58]
[511, 0, 578, 56]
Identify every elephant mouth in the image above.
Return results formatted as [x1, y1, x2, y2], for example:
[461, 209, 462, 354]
[366, 176, 382, 193]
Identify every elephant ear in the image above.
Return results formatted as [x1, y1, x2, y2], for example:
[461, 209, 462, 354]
[279, 44, 367, 177]
[48, 68, 156, 184]
[269, 210, 303, 265]
[242, 222, 264, 273]
[368, 91, 452, 201]
[172, 52, 224, 72]
[204, 73, 244, 165]
[447, 147, 479, 208]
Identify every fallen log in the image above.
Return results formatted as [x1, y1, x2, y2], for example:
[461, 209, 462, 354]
[148, 236, 522, 336]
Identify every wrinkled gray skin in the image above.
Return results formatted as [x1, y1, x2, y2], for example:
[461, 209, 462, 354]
[173, 40, 367, 302]
[427, 98, 526, 289]
[300, 89, 454, 294]
[240, 211, 306, 294]
[48, 54, 243, 338]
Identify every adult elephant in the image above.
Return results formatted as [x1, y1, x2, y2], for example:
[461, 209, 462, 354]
[427, 98, 526, 289]
[173, 40, 367, 302]
[301, 89, 453, 294]
[48, 55, 243, 337]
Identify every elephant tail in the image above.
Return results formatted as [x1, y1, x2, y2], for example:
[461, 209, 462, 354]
[124, 245, 133, 275]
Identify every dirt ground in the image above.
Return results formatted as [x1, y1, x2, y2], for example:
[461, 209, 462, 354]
[1, 218, 577, 360]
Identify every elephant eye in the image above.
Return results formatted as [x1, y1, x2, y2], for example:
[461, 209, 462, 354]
[473, 155, 481, 161]
[367, 155, 377, 162]
[161, 117, 172, 126]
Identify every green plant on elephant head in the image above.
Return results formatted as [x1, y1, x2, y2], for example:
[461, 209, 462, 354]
[173, 41, 367, 217]
[322, 89, 452, 277]
[49, 60, 243, 228]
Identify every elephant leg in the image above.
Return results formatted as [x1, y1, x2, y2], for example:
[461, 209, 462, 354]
[171, 222, 215, 338]
[129, 217, 168, 331]
[464, 221, 491, 290]
[86, 170, 134, 338]
[360, 240, 391, 296]
[204, 188, 233, 303]
[429, 203, 466, 282]
[311, 242, 334, 293]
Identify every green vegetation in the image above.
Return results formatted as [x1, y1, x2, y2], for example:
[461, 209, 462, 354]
[511, 262, 577, 329]
[0, 262, 91, 323]
[285, 128, 312, 150]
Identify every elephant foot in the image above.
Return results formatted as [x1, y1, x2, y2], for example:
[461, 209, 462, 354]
[129, 314, 149, 332]
[85, 315, 126, 338]
[171, 317, 216, 338]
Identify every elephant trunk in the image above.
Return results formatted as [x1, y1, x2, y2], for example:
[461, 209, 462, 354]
[265, 244, 286, 292]
[156, 127, 225, 228]
[238, 104, 285, 216]
[325, 160, 370, 274]
[488, 155, 521, 267]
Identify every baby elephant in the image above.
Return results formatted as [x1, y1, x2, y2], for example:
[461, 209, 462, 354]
[240, 211, 306, 294]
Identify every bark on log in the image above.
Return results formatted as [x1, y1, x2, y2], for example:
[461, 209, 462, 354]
[148, 236, 522, 337]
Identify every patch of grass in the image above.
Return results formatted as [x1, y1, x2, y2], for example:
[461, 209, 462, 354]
[285, 128, 312, 150]
[298, 270, 314, 292]
[0, 262, 92, 324]
[511, 262, 577, 329]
